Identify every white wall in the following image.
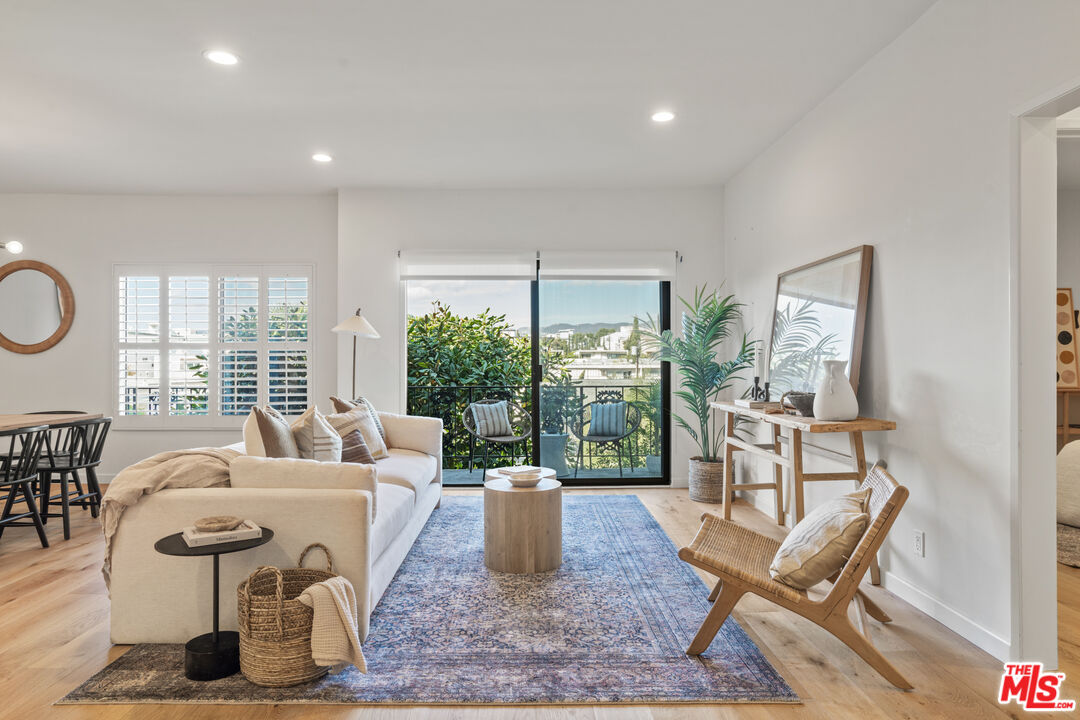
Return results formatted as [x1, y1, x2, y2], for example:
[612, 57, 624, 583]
[0, 194, 338, 477]
[336, 188, 725, 486]
[720, 0, 1080, 661]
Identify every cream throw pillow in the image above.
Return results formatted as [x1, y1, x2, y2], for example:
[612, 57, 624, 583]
[769, 488, 871, 590]
[291, 407, 343, 462]
[325, 406, 389, 460]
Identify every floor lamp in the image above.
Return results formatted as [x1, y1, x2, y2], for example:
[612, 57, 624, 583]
[332, 308, 380, 399]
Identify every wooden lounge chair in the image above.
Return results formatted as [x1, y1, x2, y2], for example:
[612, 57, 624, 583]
[679, 464, 912, 690]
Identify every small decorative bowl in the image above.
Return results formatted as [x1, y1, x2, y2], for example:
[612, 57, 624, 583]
[194, 515, 244, 533]
[780, 391, 816, 417]
[507, 471, 543, 488]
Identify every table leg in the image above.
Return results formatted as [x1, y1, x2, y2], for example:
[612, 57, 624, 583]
[772, 424, 785, 526]
[212, 553, 220, 645]
[722, 411, 735, 520]
[792, 428, 805, 523]
[849, 431, 881, 585]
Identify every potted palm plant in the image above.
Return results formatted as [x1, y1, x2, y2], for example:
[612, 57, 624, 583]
[643, 287, 755, 503]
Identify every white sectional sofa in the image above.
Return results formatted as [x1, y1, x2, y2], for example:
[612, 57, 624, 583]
[108, 411, 442, 644]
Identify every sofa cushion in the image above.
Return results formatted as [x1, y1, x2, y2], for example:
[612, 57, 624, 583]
[326, 406, 389, 460]
[375, 449, 438, 500]
[370, 483, 415, 562]
[230, 455, 378, 519]
[290, 407, 343, 462]
[243, 406, 300, 458]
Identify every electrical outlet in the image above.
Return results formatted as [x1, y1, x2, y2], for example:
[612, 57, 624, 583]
[913, 530, 925, 558]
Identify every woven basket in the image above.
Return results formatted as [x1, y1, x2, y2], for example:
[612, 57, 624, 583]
[688, 456, 726, 503]
[237, 543, 336, 687]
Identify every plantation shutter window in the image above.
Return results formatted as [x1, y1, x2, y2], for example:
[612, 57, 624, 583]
[114, 265, 313, 427]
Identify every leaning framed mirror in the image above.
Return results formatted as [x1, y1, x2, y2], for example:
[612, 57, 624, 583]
[0, 260, 76, 354]
[767, 245, 873, 396]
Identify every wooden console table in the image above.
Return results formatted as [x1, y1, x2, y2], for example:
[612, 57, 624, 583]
[710, 401, 897, 585]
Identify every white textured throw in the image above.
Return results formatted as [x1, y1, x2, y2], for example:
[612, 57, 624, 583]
[100, 447, 241, 588]
[297, 576, 367, 674]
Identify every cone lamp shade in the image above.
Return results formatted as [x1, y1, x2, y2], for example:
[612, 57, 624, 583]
[333, 309, 380, 398]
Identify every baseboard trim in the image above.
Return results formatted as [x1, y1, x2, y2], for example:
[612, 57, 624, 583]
[880, 571, 1010, 661]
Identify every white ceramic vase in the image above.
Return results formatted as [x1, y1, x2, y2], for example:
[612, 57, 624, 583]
[812, 359, 859, 421]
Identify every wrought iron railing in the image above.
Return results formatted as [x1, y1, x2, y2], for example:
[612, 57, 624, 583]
[406, 382, 663, 474]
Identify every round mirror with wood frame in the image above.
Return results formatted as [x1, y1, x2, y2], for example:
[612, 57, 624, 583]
[0, 260, 76, 354]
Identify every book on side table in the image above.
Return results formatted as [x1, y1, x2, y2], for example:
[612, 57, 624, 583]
[182, 520, 262, 547]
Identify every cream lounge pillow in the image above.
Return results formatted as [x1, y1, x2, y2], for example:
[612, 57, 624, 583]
[769, 488, 871, 590]
[330, 395, 386, 442]
[325, 405, 389, 460]
[290, 407, 343, 462]
[243, 406, 300, 458]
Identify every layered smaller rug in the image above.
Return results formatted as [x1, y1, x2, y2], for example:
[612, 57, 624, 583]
[61, 495, 797, 705]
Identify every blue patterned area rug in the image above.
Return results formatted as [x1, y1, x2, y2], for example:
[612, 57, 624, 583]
[60, 495, 797, 705]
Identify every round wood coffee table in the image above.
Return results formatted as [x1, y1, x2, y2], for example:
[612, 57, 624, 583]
[483, 468, 562, 573]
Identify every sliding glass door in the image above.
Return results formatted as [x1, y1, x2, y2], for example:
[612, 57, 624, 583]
[538, 280, 669, 483]
[402, 251, 671, 487]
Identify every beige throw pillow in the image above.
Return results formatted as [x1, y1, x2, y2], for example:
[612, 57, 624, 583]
[291, 407, 343, 462]
[243, 406, 300, 458]
[330, 395, 386, 442]
[326, 406, 389, 460]
[769, 488, 871, 590]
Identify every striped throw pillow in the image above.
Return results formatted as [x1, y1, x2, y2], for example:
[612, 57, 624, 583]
[588, 401, 627, 437]
[769, 488, 871, 589]
[470, 401, 513, 438]
[331, 395, 386, 442]
[326, 406, 389, 460]
[338, 429, 375, 465]
[290, 407, 343, 462]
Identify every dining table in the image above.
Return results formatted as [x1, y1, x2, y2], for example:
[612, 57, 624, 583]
[0, 413, 103, 432]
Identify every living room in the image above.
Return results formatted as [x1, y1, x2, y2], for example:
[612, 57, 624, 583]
[1, 1, 1079, 717]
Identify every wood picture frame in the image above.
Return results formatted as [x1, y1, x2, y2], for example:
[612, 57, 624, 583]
[0, 260, 76, 354]
[767, 245, 873, 395]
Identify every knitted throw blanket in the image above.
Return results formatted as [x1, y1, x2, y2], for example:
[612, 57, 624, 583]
[298, 576, 367, 674]
[101, 446, 241, 588]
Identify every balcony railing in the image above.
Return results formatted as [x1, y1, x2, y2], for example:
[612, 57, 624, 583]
[406, 382, 663, 478]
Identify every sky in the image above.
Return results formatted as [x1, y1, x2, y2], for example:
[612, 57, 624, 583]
[406, 279, 660, 330]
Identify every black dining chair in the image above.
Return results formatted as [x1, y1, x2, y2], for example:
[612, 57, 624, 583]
[37, 417, 111, 540]
[0, 425, 50, 548]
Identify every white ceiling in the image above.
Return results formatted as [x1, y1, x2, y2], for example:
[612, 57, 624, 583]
[0, 0, 934, 194]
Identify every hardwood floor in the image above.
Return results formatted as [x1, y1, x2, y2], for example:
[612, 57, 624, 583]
[1, 487, 1074, 719]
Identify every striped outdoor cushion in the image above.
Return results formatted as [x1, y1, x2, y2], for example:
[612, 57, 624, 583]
[589, 401, 627, 437]
[470, 401, 513, 438]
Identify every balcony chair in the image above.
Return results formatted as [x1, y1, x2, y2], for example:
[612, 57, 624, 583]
[569, 398, 641, 478]
[37, 417, 111, 540]
[0, 425, 50, 548]
[678, 464, 912, 689]
[462, 398, 531, 473]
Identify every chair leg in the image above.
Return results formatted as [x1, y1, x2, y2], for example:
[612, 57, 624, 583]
[18, 481, 48, 548]
[617, 441, 624, 478]
[0, 484, 19, 539]
[86, 466, 102, 518]
[59, 473, 71, 540]
[72, 470, 89, 511]
[687, 584, 745, 655]
[38, 473, 51, 524]
[857, 589, 892, 623]
[823, 614, 913, 690]
[708, 579, 723, 602]
[575, 440, 583, 478]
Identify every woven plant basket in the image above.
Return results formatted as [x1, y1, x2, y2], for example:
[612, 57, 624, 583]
[237, 543, 336, 688]
[689, 456, 726, 503]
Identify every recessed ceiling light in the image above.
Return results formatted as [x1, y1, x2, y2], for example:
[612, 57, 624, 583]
[312, 153, 333, 163]
[203, 50, 239, 66]
[1, 240, 23, 254]
[651, 110, 676, 123]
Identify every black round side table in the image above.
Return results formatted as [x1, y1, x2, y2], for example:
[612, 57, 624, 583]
[154, 527, 274, 681]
